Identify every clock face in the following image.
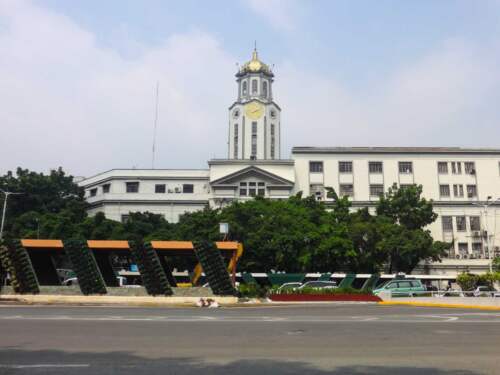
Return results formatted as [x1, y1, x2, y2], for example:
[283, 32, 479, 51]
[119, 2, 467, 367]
[244, 101, 264, 120]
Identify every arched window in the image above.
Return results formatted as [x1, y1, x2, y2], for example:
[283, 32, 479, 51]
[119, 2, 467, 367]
[242, 81, 247, 96]
[252, 79, 258, 94]
[262, 81, 268, 98]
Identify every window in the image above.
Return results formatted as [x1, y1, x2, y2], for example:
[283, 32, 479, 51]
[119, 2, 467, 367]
[233, 123, 238, 159]
[270, 124, 275, 159]
[242, 81, 247, 96]
[464, 162, 475, 175]
[442, 216, 453, 232]
[456, 216, 466, 231]
[400, 184, 413, 190]
[121, 214, 130, 223]
[257, 182, 265, 196]
[309, 161, 324, 173]
[251, 122, 257, 157]
[251, 79, 258, 94]
[398, 281, 411, 288]
[339, 184, 354, 197]
[182, 184, 194, 194]
[437, 162, 448, 174]
[102, 184, 110, 194]
[470, 216, 481, 231]
[472, 242, 483, 253]
[339, 161, 353, 173]
[239, 182, 247, 196]
[466, 185, 477, 198]
[262, 81, 268, 97]
[126, 182, 139, 193]
[89, 188, 97, 197]
[453, 184, 464, 197]
[155, 184, 166, 194]
[458, 242, 468, 254]
[248, 182, 256, 197]
[369, 184, 384, 197]
[439, 185, 450, 198]
[398, 161, 413, 174]
[451, 162, 462, 174]
[310, 184, 324, 200]
[368, 161, 383, 174]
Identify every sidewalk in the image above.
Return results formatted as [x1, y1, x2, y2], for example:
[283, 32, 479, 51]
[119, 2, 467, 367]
[0, 294, 238, 307]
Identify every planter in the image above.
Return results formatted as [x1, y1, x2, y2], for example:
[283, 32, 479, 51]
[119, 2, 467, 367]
[269, 293, 381, 302]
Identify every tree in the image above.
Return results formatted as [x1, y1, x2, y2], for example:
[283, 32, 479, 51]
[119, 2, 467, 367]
[0, 167, 87, 238]
[376, 184, 436, 230]
[375, 184, 448, 273]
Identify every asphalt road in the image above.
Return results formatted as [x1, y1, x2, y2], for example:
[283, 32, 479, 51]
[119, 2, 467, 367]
[1, 303, 499, 375]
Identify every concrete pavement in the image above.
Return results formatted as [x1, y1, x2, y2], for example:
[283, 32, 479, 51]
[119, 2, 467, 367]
[0, 304, 499, 374]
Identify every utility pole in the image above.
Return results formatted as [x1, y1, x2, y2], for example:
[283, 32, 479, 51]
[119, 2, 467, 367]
[0, 190, 22, 241]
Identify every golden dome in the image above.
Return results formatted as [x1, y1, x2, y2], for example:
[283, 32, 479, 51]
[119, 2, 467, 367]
[239, 48, 273, 76]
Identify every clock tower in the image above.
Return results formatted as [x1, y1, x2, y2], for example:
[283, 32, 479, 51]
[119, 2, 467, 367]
[228, 48, 281, 160]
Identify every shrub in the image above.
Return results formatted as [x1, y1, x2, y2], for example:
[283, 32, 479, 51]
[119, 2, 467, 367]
[238, 282, 268, 298]
[269, 286, 373, 296]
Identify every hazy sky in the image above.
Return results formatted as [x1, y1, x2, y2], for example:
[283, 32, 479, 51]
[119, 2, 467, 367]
[1, 0, 500, 177]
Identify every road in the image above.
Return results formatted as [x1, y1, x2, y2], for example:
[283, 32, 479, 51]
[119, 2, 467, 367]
[0, 303, 499, 374]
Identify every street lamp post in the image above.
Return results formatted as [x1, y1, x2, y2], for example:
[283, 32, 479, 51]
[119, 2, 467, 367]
[0, 190, 22, 241]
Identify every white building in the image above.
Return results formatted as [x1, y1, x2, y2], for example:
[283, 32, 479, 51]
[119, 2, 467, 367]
[80, 49, 500, 275]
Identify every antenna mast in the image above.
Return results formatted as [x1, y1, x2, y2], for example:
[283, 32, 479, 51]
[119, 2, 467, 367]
[151, 81, 160, 169]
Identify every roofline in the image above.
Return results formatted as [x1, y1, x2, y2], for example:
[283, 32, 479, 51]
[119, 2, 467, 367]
[208, 159, 294, 166]
[292, 147, 500, 155]
[79, 168, 210, 185]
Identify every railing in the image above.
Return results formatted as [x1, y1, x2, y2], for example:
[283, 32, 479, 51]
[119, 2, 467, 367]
[388, 290, 500, 298]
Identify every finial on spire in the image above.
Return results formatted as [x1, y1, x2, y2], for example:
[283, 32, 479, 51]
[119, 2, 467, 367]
[252, 41, 258, 60]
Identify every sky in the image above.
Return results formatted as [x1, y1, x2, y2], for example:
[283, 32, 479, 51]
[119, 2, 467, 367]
[1, 0, 500, 177]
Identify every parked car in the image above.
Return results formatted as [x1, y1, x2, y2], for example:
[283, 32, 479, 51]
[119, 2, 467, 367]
[63, 276, 141, 288]
[473, 286, 498, 297]
[299, 281, 337, 290]
[373, 279, 426, 296]
[277, 282, 302, 293]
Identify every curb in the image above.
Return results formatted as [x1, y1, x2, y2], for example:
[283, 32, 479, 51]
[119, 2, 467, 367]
[378, 301, 500, 311]
[0, 294, 239, 307]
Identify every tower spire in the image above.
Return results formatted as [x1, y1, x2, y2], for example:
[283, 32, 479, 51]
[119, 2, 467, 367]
[253, 41, 258, 60]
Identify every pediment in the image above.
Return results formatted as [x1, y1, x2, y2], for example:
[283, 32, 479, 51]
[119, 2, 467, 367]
[211, 166, 294, 187]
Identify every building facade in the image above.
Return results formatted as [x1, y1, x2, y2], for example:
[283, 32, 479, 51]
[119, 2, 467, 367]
[80, 49, 500, 274]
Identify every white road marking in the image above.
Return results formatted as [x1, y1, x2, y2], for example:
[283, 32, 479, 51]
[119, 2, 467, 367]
[0, 315, 499, 323]
[0, 364, 90, 368]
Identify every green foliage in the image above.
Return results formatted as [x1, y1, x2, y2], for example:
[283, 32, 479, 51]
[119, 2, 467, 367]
[270, 286, 373, 296]
[456, 273, 478, 291]
[1, 166, 449, 276]
[493, 257, 500, 272]
[456, 272, 500, 291]
[238, 282, 268, 298]
[130, 241, 173, 296]
[63, 239, 107, 295]
[0, 239, 39, 294]
[193, 240, 237, 296]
